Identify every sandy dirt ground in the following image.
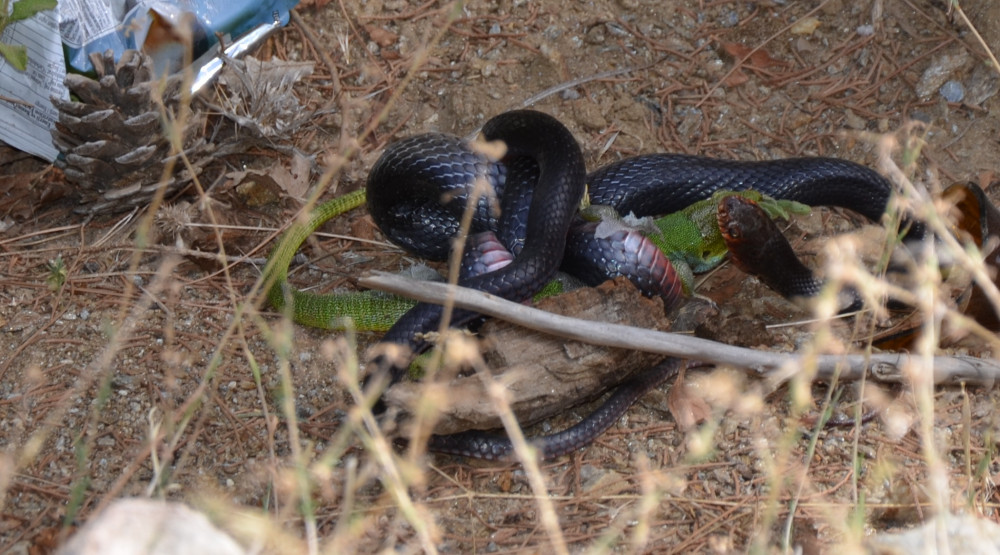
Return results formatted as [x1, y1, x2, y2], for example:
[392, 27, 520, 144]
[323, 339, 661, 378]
[3, 0, 1000, 552]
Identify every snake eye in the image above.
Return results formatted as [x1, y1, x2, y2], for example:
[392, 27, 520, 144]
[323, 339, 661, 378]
[726, 223, 740, 239]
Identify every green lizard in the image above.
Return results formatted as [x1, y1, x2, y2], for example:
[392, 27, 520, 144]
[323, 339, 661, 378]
[649, 189, 808, 274]
[262, 188, 808, 330]
[581, 189, 809, 294]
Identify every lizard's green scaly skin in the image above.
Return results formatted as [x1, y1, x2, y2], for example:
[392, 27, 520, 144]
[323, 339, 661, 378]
[647, 190, 809, 273]
[264, 188, 808, 331]
[263, 189, 414, 331]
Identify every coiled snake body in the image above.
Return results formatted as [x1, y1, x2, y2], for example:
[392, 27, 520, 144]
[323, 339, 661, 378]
[360, 110, 898, 460]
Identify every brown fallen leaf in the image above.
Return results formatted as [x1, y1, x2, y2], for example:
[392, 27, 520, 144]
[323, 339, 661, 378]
[666, 364, 711, 431]
[944, 182, 1000, 330]
[29, 525, 71, 555]
[720, 42, 791, 71]
[366, 25, 398, 48]
[269, 152, 312, 200]
[0, 171, 39, 221]
[874, 181, 1000, 347]
[227, 169, 283, 207]
[723, 69, 750, 87]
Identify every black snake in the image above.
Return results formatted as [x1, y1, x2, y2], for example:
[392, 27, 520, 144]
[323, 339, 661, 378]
[365, 110, 900, 460]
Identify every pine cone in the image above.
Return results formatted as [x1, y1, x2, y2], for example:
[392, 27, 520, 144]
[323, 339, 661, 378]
[51, 49, 208, 215]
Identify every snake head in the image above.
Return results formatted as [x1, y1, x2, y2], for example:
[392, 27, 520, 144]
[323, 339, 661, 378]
[716, 196, 741, 242]
[716, 194, 770, 247]
[716, 194, 778, 277]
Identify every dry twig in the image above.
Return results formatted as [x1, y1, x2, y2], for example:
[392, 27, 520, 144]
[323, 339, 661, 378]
[360, 272, 1000, 385]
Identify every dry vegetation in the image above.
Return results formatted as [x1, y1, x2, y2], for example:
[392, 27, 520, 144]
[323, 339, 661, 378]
[3, 0, 1000, 552]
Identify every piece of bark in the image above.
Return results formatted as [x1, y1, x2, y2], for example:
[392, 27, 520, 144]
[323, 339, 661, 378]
[384, 277, 671, 434]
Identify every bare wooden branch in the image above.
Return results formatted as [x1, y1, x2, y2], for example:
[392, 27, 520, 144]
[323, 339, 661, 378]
[358, 272, 1000, 386]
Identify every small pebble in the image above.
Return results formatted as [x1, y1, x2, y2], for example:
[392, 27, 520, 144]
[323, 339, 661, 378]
[560, 88, 581, 100]
[940, 80, 965, 103]
[856, 24, 875, 36]
[968, 63, 1000, 105]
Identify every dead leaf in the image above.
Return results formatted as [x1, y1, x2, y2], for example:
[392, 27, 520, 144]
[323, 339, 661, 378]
[0, 172, 37, 220]
[0, 145, 37, 168]
[723, 69, 750, 87]
[227, 169, 282, 207]
[874, 182, 1000, 342]
[269, 153, 312, 199]
[720, 42, 790, 71]
[0, 165, 65, 221]
[666, 365, 711, 431]
[790, 16, 821, 36]
[366, 25, 398, 48]
[29, 525, 70, 555]
[943, 182, 1000, 330]
[217, 56, 315, 140]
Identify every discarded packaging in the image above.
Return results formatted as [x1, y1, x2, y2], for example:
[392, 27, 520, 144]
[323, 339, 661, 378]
[0, 0, 299, 161]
